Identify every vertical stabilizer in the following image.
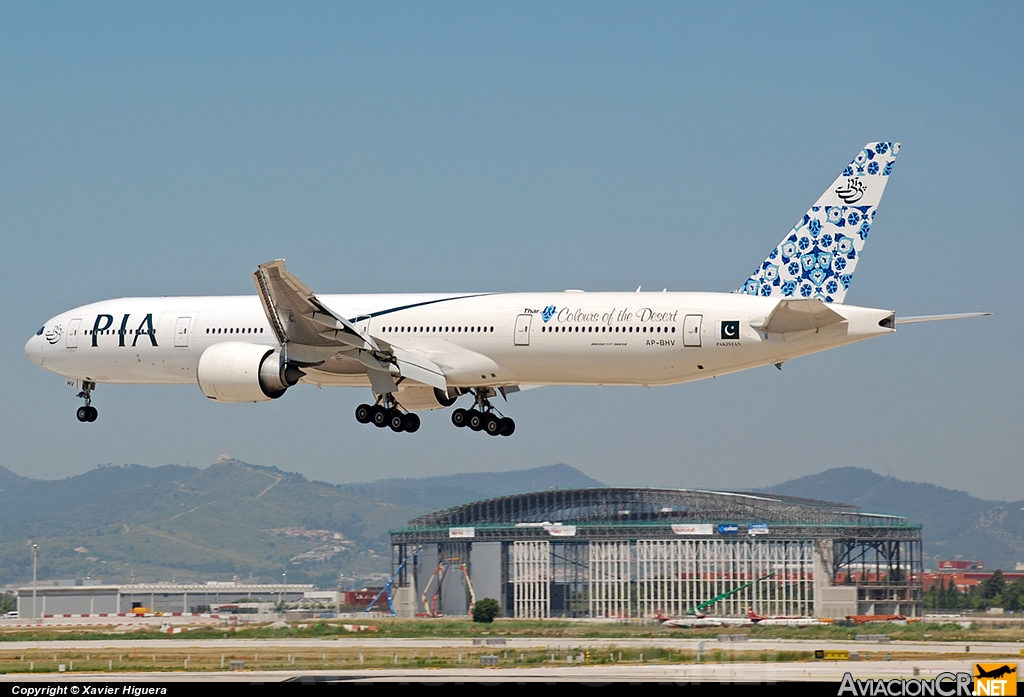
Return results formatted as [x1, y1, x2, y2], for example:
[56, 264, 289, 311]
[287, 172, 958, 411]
[738, 142, 900, 303]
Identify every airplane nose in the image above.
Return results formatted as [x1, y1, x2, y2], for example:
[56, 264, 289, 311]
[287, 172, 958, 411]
[26, 328, 44, 366]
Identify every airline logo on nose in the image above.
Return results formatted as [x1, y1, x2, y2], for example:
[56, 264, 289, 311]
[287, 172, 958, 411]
[45, 325, 63, 345]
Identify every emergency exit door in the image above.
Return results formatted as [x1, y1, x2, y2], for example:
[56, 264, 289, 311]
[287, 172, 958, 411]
[174, 317, 191, 347]
[683, 314, 702, 347]
[514, 314, 533, 346]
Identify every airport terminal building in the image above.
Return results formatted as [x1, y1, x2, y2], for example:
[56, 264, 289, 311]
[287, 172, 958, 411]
[389, 487, 923, 619]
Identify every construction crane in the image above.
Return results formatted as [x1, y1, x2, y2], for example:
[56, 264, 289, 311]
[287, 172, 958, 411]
[364, 548, 416, 615]
[421, 561, 477, 617]
[685, 572, 777, 615]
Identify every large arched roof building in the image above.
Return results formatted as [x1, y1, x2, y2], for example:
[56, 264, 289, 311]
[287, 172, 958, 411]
[390, 487, 922, 620]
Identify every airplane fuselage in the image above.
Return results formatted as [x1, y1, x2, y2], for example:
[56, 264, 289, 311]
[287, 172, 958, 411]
[26, 291, 894, 391]
[31, 143, 958, 433]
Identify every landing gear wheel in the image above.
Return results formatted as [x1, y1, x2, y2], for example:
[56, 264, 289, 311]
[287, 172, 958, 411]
[355, 404, 373, 424]
[404, 413, 421, 433]
[484, 413, 502, 436]
[389, 411, 407, 432]
[75, 381, 97, 423]
[454, 388, 518, 437]
[371, 405, 389, 428]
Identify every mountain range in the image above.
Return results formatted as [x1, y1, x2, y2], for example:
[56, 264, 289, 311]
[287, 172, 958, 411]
[0, 461, 1020, 589]
[0, 461, 602, 589]
[758, 467, 1024, 570]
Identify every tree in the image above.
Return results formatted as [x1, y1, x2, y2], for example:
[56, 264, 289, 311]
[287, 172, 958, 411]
[1002, 580, 1024, 612]
[978, 570, 1005, 601]
[472, 598, 501, 623]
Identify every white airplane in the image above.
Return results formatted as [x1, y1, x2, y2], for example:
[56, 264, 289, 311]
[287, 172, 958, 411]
[25, 142, 987, 435]
[656, 611, 752, 629]
[746, 608, 829, 626]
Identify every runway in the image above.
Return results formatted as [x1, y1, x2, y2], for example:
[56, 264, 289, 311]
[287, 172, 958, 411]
[0, 636, 1021, 655]
[0, 660, 1004, 683]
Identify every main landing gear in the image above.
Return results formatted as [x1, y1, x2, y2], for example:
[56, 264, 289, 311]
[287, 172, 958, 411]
[451, 389, 515, 437]
[76, 381, 98, 423]
[354, 397, 421, 433]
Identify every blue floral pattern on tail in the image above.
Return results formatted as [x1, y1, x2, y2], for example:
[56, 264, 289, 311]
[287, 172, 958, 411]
[737, 142, 899, 304]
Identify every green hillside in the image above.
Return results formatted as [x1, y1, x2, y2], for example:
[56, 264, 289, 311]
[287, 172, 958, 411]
[0, 461, 421, 588]
[0, 460, 604, 589]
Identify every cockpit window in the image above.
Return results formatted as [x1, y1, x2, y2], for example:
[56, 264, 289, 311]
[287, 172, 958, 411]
[36, 326, 44, 336]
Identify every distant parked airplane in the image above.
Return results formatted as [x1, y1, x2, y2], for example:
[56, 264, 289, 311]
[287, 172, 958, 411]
[846, 614, 907, 625]
[655, 610, 752, 628]
[26, 142, 987, 434]
[747, 608, 829, 626]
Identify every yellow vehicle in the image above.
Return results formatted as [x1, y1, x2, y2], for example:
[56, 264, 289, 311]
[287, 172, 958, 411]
[131, 607, 162, 616]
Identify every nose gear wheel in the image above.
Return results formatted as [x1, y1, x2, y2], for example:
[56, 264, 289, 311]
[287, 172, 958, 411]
[75, 381, 98, 423]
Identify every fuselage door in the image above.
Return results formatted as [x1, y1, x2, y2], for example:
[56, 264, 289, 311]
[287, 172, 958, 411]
[683, 314, 702, 347]
[66, 318, 82, 349]
[514, 314, 533, 346]
[174, 317, 192, 348]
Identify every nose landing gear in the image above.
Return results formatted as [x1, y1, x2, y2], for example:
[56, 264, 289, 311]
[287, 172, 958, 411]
[76, 381, 98, 422]
[451, 388, 515, 436]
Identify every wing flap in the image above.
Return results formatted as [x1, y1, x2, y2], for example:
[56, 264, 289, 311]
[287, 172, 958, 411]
[391, 346, 448, 391]
[752, 298, 846, 334]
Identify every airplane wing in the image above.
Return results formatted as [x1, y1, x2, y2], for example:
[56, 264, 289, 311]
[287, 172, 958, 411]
[252, 260, 447, 393]
[752, 298, 846, 334]
[253, 259, 379, 351]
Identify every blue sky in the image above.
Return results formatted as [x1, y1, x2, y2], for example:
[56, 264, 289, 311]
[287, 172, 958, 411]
[3, 2, 1022, 500]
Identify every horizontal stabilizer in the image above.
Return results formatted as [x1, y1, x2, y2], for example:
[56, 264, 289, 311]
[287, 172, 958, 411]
[895, 312, 991, 325]
[752, 298, 845, 334]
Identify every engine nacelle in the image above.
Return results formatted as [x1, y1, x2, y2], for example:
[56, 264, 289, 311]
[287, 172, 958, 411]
[197, 342, 304, 403]
[395, 385, 459, 412]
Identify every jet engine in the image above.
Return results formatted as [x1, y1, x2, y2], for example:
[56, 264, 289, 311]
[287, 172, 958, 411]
[197, 341, 304, 402]
[394, 385, 459, 412]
